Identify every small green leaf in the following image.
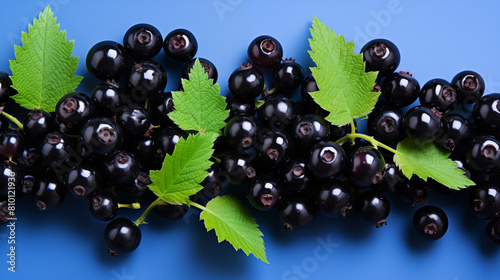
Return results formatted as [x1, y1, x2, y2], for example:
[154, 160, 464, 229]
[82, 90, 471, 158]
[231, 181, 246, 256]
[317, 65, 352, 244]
[394, 138, 475, 190]
[308, 16, 379, 126]
[149, 132, 217, 204]
[199, 195, 268, 264]
[9, 5, 82, 112]
[169, 59, 229, 134]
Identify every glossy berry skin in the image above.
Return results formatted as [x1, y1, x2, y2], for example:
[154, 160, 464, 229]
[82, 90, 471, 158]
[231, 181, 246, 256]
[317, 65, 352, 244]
[102, 150, 141, 186]
[472, 93, 500, 134]
[403, 106, 442, 144]
[248, 172, 282, 211]
[124, 171, 152, 199]
[434, 114, 471, 152]
[348, 146, 385, 188]
[40, 131, 71, 168]
[224, 114, 260, 151]
[116, 105, 151, 138]
[308, 141, 345, 179]
[419, 79, 457, 113]
[0, 161, 24, 197]
[221, 151, 256, 185]
[64, 162, 104, 199]
[257, 130, 295, 166]
[466, 135, 500, 173]
[163, 28, 198, 62]
[247, 35, 283, 69]
[468, 181, 500, 220]
[23, 109, 55, 145]
[360, 39, 400, 77]
[80, 117, 123, 157]
[316, 179, 353, 218]
[123, 23, 163, 59]
[104, 217, 141, 256]
[367, 105, 404, 146]
[128, 135, 161, 170]
[412, 205, 448, 241]
[33, 175, 67, 210]
[394, 176, 428, 206]
[127, 60, 167, 102]
[0, 71, 17, 106]
[273, 59, 304, 92]
[154, 126, 185, 157]
[282, 159, 311, 193]
[354, 190, 390, 228]
[90, 192, 118, 221]
[381, 71, 420, 107]
[155, 203, 189, 220]
[55, 92, 95, 132]
[182, 58, 218, 84]
[86, 41, 129, 81]
[279, 195, 316, 231]
[228, 63, 264, 101]
[451, 70, 485, 105]
[291, 114, 330, 151]
[225, 95, 256, 118]
[148, 91, 175, 126]
[201, 162, 224, 197]
[91, 82, 126, 117]
[0, 129, 25, 159]
[486, 218, 500, 244]
[257, 95, 298, 131]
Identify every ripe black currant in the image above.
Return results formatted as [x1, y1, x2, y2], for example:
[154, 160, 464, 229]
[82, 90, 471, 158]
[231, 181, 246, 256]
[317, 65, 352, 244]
[257, 94, 298, 131]
[354, 190, 390, 228]
[381, 71, 420, 107]
[23, 109, 55, 145]
[34, 174, 67, 210]
[247, 172, 282, 211]
[124, 171, 153, 199]
[273, 58, 304, 92]
[472, 93, 500, 134]
[486, 218, 500, 244]
[434, 113, 471, 152]
[0, 129, 25, 159]
[86, 41, 129, 81]
[466, 135, 500, 173]
[412, 205, 448, 240]
[0, 71, 17, 106]
[394, 176, 428, 206]
[148, 91, 175, 126]
[55, 92, 95, 132]
[228, 63, 264, 101]
[225, 95, 256, 118]
[79, 117, 123, 157]
[104, 217, 141, 256]
[247, 35, 283, 69]
[0, 161, 24, 197]
[348, 146, 385, 188]
[257, 130, 295, 166]
[308, 141, 345, 179]
[91, 82, 126, 117]
[291, 114, 330, 151]
[367, 105, 405, 146]
[182, 58, 218, 84]
[316, 179, 353, 218]
[153, 126, 186, 158]
[451, 70, 485, 105]
[224, 114, 260, 151]
[89, 191, 118, 221]
[123, 23, 163, 59]
[127, 60, 167, 102]
[279, 195, 316, 231]
[220, 151, 256, 185]
[102, 150, 141, 186]
[116, 105, 151, 138]
[360, 38, 400, 77]
[155, 203, 189, 220]
[64, 162, 104, 199]
[403, 106, 442, 144]
[40, 131, 71, 169]
[469, 181, 500, 219]
[419, 79, 457, 113]
[282, 159, 311, 193]
[163, 28, 198, 62]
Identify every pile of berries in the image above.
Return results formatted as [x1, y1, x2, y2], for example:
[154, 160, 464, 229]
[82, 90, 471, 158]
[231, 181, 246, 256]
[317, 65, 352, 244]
[2, 23, 500, 258]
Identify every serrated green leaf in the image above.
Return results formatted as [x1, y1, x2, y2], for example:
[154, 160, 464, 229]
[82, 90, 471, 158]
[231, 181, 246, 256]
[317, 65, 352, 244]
[149, 132, 217, 204]
[308, 16, 379, 126]
[394, 138, 475, 190]
[9, 5, 82, 112]
[169, 59, 229, 134]
[199, 195, 268, 264]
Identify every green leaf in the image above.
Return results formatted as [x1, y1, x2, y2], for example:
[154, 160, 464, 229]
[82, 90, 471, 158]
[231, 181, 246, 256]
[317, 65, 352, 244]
[308, 16, 379, 126]
[394, 138, 475, 190]
[169, 59, 229, 134]
[199, 195, 268, 264]
[148, 132, 217, 205]
[9, 5, 82, 112]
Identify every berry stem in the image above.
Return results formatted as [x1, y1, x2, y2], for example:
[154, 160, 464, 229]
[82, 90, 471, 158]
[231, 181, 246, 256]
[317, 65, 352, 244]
[190, 200, 208, 212]
[0, 109, 24, 131]
[336, 132, 398, 155]
[118, 202, 142, 209]
[133, 197, 163, 226]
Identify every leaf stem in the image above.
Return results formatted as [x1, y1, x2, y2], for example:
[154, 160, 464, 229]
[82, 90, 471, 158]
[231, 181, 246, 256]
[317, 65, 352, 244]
[0, 110, 24, 131]
[133, 197, 164, 226]
[335, 132, 397, 154]
[189, 201, 208, 212]
[118, 202, 141, 209]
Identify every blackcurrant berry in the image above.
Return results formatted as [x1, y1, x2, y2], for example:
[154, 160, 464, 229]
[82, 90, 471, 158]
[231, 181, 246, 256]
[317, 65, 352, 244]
[116, 105, 151, 138]
[182, 58, 218, 84]
[155, 203, 189, 220]
[102, 150, 141, 186]
[90, 191, 118, 221]
[348, 146, 385, 188]
[419, 79, 457, 113]
[127, 60, 167, 102]
[247, 172, 282, 211]
[163, 28, 198, 62]
[486, 218, 500, 244]
[40, 131, 71, 169]
[228, 63, 264, 101]
[381, 71, 420, 107]
[153, 126, 186, 157]
[0, 129, 25, 159]
[316, 179, 353, 218]
[279, 195, 316, 231]
[403, 106, 442, 144]
[124, 171, 153, 199]
[394, 176, 428, 206]
[257, 94, 298, 131]
[434, 113, 471, 152]
[225, 95, 256, 118]
[123, 23, 163, 59]
[282, 159, 311, 193]
[80, 117, 123, 157]
[55, 92, 95, 132]
[224, 114, 260, 151]
[23, 109, 55, 146]
[308, 141, 345, 179]
[34, 174, 67, 210]
[220, 151, 256, 185]
[0, 71, 17, 106]
[104, 217, 141, 256]
[360, 38, 400, 77]
[354, 190, 390, 228]
[247, 35, 283, 69]
[148, 91, 175, 126]
[472, 93, 500, 134]
[200, 162, 224, 197]
[469, 181, 500, 220]
[367, 105, 405, 146]
[273, 58, 304, 92]
[412, 205, 448, 240]
[86, 41, 129, 81]
[257, 130, 295, 166]
[466, 135, 500, 173]
[91, 82, 127, 117]
[291, 114, 330, 151]
[451, 70, 485, 105]
[64, 162, 104, 199]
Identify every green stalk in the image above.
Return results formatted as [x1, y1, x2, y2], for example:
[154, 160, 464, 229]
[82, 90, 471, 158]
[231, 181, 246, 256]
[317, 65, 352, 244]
[0, 110, 24, 131]
[134, 198, 164, 226]
[335, 132, 398, 154]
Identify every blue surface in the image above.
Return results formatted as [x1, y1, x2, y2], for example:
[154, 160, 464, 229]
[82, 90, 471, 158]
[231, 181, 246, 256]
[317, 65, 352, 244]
[1, 1, 500, 279]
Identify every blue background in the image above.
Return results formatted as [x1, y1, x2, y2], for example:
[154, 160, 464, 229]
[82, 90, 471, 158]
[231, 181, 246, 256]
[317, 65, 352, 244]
[1, 0, 500, 279]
